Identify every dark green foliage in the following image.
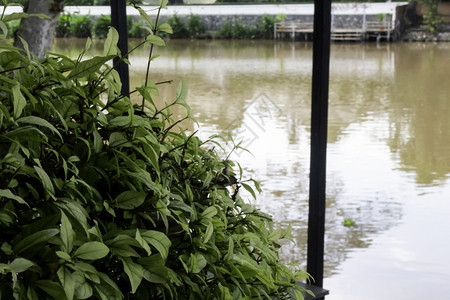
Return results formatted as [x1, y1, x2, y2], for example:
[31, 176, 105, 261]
[56, 13, 73, 38]
[187, 14, 206, 38]
[218, 19, 256, 39]
[71, 14, 93, 38]
[167, 14, 189, 38]
[0, 3, 309, 299]
[94, 15, 111, 39]
[128, 18, 148, 38]
[255, 14, 285, 39]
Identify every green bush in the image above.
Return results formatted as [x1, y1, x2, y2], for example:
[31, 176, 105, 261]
[94, 15, 111, 39]
[255, 14, 285, 39]
[71, 14, 93, 38]
[187, 14, 206, 38]
[167, 14, 189, 38]
[56, 13, 74, 38]
[0, 3, 309, 299]
[218, 18, 255, 39]
[128, 21, 148, 38]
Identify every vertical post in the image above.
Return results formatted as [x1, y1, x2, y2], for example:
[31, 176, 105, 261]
[110, 0, 130, 96]
[307, 0, 332, 294]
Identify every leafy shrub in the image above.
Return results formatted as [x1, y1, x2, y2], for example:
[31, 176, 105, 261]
[0, 3, 309, 299]
[255, 14, 285, 39]
[128, 20, 148, 38]
[187, 14, 206, 38]
[71, 14, 92, 38]
[94, 15, 111, 39]
[56, 13, 74, 38]
[218, 18, 256, 39]
[5, 20, 20, 38]
[167, 14, 189, 39]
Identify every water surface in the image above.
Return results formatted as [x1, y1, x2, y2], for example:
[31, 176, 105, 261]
[55, 39, 450, 299]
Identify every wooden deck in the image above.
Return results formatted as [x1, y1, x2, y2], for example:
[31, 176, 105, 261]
[274, 15, 393, 41]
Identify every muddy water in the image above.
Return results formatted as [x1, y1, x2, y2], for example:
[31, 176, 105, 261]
[54, 39, 450, 299]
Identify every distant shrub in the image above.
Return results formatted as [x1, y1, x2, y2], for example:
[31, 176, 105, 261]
[56, 12, 74, 38]
[71, 14, 93, 38]
[187, 14, 206, 38]
[94, 15, 111, 39]
[168, 14, 189, 38]
[218, 18, 255, 39]
[255, 14, 285, 39]
[128, 19, 148, 38]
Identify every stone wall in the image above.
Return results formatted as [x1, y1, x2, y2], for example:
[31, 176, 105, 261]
[156, 14, 385, 32]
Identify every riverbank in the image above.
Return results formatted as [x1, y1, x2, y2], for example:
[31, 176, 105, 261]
[3, 3, 450, 42]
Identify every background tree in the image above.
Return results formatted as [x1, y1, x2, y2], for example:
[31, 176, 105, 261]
[15, 0, 66, 59]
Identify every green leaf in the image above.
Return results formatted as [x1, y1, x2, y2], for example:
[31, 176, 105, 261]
[113, 191, 146, 210]
[202, 206, 217, 219]
[9, 258, 35, 273]
[12, 83, 26, 119]
[93, 130, 103, 153]
[68, 55, 114, 79]
[15, 229, 59, 254]
[109, 131, 130, 147]
[157, 23, 173, 34]
[241, 182, 257, 200]
[204, 222, 214, 244]
[56, 251, 72, 261]
[2, 12, 50, 22]
[74, 242, 109, 260]
[103, 27, 119, 56]
[140, 230, 171, 260]
[0, 21, 7, 38]
[146, 34, 165, 46]
[135, 229, 151, 256]
[120, 257, 144, 294]
[36, 280, 67, 299]
[73, 271, 93, 299]
[60, 211, 74, 253]
[33, 165, 55, 197]
[0, 189, 28, 206]
[57, 267, 75, 300]
[132, 5, 154, 28]
[17, 116, 63, 141]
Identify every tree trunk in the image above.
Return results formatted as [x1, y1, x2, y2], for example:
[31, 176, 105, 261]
[15, 0, 66, 59]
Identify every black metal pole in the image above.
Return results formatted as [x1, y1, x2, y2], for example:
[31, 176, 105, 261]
[307, 0, 332, 293]
[110, 0, 129, 96]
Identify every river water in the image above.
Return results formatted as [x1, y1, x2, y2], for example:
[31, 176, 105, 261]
[55, 39, 450, 299]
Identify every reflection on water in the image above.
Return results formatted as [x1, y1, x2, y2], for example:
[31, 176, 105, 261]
[54, 39, 450, 297]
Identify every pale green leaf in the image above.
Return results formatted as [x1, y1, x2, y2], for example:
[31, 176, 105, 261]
[68, 55, 114, 79]
[0, 21, 7, 38]
[2, 12, 50, 22]
[103, 27, 120, 56]
[74, 242, 109, 260]
[56, 251, 72, 261]
[146, 34, 165, 46]
[9, 258, 35, 273]
[141, 230, 171, 260]
[57, 267, 75, 300]
[120, 257, 144, 294]
[202, 206, 217, 219]
[113, 191, 146, 210]
[12, 83, 26, 119]
[135, 229, 151, 256]
[60, 211, 74, 253]
[204, 222, 214, 244]
[157, 23, 172, 34]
